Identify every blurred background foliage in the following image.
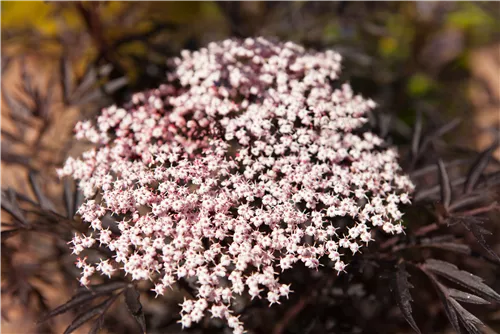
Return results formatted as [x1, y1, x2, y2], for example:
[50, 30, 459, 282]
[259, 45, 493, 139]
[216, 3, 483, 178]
[1, 2, 500, 334]
[2, 2, 499, 87]
[2, 1, 499, 157]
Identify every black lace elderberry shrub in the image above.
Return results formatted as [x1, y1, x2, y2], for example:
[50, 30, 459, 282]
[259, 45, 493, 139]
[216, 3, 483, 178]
[2, 39, 499, 334]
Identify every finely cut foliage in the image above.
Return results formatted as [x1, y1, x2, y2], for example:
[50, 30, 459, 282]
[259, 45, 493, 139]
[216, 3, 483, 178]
[392, 264, 421, 334]
[424, 259, 500, 303]
[57, 37, 415, 332]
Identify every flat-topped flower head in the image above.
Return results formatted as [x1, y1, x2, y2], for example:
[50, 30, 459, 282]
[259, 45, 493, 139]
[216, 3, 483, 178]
[59, 37, 414, 332]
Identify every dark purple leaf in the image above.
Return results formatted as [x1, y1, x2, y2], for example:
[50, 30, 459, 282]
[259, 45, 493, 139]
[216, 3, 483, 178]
[437, 159, 452, 210]
[438, 292, 461, 333]
[414, 176, 466, 202]
[1, 129, 22, 143]
[420, 241, 471, 255]
[449, 298, 485, 334]
[477, 171, 500, 190]
[63, 294, 119, 334]
[411, 158, 471, 179]
[1, 55, 11, 73]
[419, 118, 461, 155]
[124, 285, 146, 333]
[20, 58, 34, 98]
[449, 194, 489, 212]
[71, 66, 97, 102]
[63, 178, 75, 219]
[103, 77, 128, 95]
[75, 89, 104, 106]
[391, 263, 421, 334]
[70, 63, 117, 105]
[74, 189, 84, 215]
[84, 281, 128, 295]
[421, 234, 454, 242]
[448, 289, 489, 305]
[1, 85, 33, 118]
[39, 75, 55, 120]
[32, 287, 50, 313]
[88, 312, 105, 334]
[0, 146, 31, 167]
[429, 118, 462, 141]
[39, 293, 99, 323]
[465, 139, 499, 193]
[39, 282, 126, 323]
[1, 229, 20, 241]
[391, 118, 413, 139]
[378, 113, 392, 138]
[28, 171, 57, 213]
[411, 110, 422, 160]
[424, 259, 500, 302]
[60, 53, 74, 105]
[424, 273, 461, 333]
[9, 189, 38, 206]
[1, 188, 28, 227]
[454, 216, 500, 263]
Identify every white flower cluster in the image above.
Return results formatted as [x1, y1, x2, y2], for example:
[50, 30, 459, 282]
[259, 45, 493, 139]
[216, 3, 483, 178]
[58, 37, 414, 333]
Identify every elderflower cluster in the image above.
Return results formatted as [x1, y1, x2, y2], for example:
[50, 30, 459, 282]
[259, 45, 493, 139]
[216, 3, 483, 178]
[58, 37, 414, 333]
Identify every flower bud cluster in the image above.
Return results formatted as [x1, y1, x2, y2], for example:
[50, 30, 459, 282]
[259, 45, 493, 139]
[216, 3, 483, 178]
[59, 37, 414, 333]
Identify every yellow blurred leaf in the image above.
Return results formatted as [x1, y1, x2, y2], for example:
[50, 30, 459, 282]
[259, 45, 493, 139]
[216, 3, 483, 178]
[407, 73, 434, 96]
[447, 3, 495, 30]
[1, 1, 58, 35]
[379, 37, 398, 57]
